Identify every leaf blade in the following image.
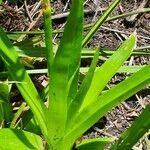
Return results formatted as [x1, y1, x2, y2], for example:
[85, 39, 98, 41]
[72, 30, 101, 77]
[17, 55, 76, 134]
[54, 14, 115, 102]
[81, 33, 136, 110]
[82, 0, 121, 47]
[76, 137, 113, 150]
[0, 82, 13, 127]
[47, 0, 83, 146]
[0, 128, 44, 150]
[0, 27, 48, 139]
[64, 65, 150, 146]
[67, 49, 99, 129]
[112, 104, 150, 150]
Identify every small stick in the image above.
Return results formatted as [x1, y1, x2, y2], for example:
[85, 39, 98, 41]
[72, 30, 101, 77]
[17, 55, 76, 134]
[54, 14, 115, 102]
[30, 1, 41, 19]
[52, 7, 106, 20]
[24, 0, 33, 22]
[10, 102, 26, 128]
[126, 0, 149, 22]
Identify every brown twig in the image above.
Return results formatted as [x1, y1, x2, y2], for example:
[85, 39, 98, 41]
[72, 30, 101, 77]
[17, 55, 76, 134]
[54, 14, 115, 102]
[51, 7, 106, 20]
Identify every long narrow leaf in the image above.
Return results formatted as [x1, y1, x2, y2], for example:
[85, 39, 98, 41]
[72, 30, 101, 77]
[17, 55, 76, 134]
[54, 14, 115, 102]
[0, 82, 13, 127]
[76, 137, 113, 150]
[0, 128, 44, 150]
[0, 65, 146, 79]
[42, 0, 53, 74]
[64, 65, 150, 146]
[112, 104, 150, 150]
[0, 27, 48, 139]
[14, 45, 150, 57]
[47, 0, 83, 147]
[80, 33, 136, 110]
[67, 49, 99, 129]
[82, 0, 121, 47]
[80, 65, 145, 74]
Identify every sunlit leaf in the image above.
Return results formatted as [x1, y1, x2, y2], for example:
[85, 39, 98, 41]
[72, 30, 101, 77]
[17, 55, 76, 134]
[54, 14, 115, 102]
[112, 104, 150, 150]
[76, 138, 113, 150]
[47, 0, 83, 147]
[0, 27, 48, 137]
[0, 128, 44, 150]
[64, 65, 150, 146]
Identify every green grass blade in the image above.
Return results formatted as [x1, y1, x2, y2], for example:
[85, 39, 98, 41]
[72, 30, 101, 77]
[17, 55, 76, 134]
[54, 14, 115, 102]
[13, 45, 150, 58]
[64, 65, 150, 146]
[10, 102, 26, 128]
[14, 46, 46, 57]
[67, 50, 99, 129]
[115, 65, 146, 73]
[42, 0, 53, 75]
[0, 65, 146, 78]
[76, 137, 113, 150]
[6, 8, 150, 36]
[24, 117, 41, 135]
[106, 8, 150, 23]
[82, 46, 150, 57]
[82, 0, 121, 47]
[0, 27, 48, 139]
[84, 8, 150, 29]
[81, 33, 136, 110]
[0, 82, 13, 127]
[80, 65, 145, 74]
[0, 56, 5, 72]
[47, 0, 83, 147]
[112, 104, 150, 150]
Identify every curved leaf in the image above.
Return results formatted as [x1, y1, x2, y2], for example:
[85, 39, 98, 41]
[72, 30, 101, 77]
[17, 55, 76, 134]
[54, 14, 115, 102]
[67, 49, 99, 129]
[76, 138, 113, 150]
[80, 33, 136, 110]
[64, 65, 150, 146]
[0, 27, 48, 138]
[112, 104, 150, 150]
[0, 128, 44, 150]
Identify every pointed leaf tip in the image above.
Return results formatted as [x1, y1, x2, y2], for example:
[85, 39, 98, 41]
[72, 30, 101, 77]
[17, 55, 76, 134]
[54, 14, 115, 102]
[129, 32, 137, 50]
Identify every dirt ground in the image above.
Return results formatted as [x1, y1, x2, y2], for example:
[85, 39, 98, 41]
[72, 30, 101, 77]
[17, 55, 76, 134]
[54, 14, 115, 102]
[0, 0, 150, 149]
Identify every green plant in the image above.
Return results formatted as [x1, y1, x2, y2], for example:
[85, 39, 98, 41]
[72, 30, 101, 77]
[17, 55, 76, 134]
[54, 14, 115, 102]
[0, 0, 150, 150]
